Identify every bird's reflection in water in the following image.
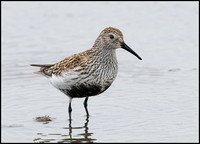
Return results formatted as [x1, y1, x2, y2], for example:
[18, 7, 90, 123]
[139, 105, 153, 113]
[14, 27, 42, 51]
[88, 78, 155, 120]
[33, 116, 96, 143]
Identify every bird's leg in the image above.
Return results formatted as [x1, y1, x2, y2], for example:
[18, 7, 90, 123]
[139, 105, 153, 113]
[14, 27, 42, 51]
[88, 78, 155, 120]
[84, 97, 89, 116]
[68, 98, 72, 120]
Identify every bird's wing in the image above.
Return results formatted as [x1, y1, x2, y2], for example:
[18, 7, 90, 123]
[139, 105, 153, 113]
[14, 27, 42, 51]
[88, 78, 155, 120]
[30, 53, 89, 77]
[49, 54, 87, 76]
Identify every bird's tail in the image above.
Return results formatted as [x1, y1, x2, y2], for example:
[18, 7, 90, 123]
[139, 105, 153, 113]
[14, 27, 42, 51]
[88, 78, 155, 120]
[30, 64, 54, 76]
[30, 64, 54, 67]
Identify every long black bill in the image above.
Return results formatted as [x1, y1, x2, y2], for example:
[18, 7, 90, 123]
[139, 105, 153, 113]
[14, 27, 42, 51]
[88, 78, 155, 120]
[121, 42, 142, 60]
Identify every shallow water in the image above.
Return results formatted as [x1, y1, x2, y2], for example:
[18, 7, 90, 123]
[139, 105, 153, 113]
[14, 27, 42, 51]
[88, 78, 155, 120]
[2, 2, 199, 142]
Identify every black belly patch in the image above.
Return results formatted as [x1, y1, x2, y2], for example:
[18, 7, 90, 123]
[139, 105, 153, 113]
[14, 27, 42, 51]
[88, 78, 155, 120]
[59, 84, 110, 98]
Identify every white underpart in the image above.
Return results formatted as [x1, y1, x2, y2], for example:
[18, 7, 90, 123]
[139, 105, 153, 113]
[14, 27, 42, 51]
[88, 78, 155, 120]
[50, 64, 117, 93]
[50, 67, 81, 90]
[49, 50, 118, 95]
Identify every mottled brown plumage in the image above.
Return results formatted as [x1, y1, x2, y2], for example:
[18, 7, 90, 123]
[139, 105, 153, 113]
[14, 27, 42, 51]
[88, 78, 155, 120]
[31, 50, 92, 76]
[30, 27, 142, 119]
[31, 27, 125, 77]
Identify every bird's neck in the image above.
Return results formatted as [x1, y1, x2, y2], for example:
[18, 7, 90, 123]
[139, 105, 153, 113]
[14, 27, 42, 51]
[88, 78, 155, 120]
[86, 40, 118, 83]
[91, 45, 118, 68]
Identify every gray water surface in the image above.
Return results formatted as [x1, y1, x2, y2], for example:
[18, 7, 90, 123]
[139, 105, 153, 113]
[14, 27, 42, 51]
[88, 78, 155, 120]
[2, 2, 199, 142]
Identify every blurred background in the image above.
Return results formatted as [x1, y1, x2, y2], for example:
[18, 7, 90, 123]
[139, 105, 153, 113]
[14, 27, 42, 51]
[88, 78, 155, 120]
[2, 2, 199, 142]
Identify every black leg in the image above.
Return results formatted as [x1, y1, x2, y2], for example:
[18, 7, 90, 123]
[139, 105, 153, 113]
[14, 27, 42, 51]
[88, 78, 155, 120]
[84, 97, 89, 116]
[68, 98, 72, 120]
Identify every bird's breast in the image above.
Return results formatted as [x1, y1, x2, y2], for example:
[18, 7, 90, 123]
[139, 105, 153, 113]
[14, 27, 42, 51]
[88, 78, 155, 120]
[50, 55, 118, 98]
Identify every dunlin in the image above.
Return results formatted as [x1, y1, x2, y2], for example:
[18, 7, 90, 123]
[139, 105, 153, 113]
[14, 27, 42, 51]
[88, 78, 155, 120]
[31, 27, 142, 119]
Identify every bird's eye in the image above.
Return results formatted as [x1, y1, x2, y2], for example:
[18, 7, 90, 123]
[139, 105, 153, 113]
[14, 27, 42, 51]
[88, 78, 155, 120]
[109, 34, 114, 39]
